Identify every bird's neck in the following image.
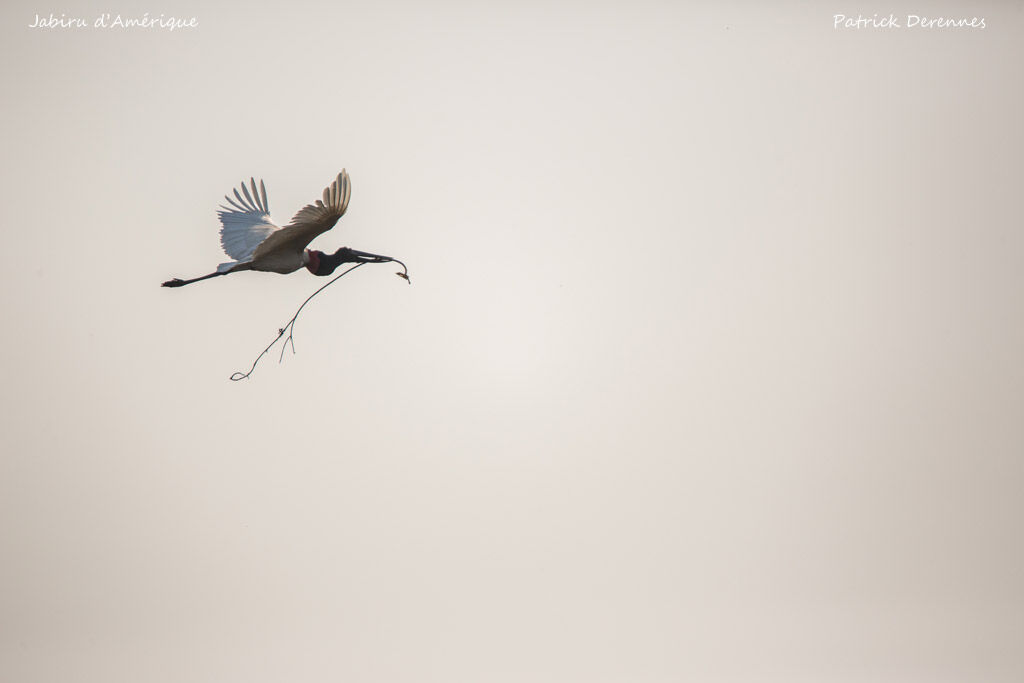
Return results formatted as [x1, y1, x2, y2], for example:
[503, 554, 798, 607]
[305, 248, 388, 276]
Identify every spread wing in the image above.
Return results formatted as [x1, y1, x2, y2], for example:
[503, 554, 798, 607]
[217, 178, 279, 261]
[251, 170, 351, 260]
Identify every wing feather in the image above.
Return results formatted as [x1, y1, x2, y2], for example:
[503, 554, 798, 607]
[241, 182, 255, 209]
[251, 170, 352, 260]
[217, 178, 279, 261]
[224, 194, 248, 212]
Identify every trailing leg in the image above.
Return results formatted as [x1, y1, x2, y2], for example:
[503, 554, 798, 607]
[161, 271, 226, 287]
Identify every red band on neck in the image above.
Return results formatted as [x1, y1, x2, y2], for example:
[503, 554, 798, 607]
[305, 250, 321, 274]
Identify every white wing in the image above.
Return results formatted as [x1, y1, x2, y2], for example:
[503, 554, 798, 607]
[217, 178, 279, 261]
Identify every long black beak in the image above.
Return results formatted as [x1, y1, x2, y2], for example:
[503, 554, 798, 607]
[326, 247, 410, 284]
[336, 247, 395, 263]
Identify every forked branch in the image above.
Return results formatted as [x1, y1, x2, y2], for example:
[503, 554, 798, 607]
[230, 258, 410, 381]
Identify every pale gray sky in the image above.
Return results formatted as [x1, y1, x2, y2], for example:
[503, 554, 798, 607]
[2, 1, 1022, 681]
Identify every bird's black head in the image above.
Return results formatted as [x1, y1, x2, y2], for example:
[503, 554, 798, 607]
[306, 248, 364, 276]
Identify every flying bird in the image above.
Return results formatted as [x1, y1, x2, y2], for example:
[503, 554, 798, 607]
[162, 170, 395, 287]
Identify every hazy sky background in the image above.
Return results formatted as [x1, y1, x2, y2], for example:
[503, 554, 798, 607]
[2, 0, 1022, 681]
